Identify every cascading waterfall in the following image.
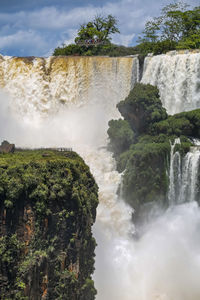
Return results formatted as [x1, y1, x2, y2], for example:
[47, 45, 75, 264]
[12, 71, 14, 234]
[0, 55, 138, 116]
[1, 53, 200, 299]
[168, 138, 181, 205]
[168, 140, 200, 205]
[141, 51, 200, 114]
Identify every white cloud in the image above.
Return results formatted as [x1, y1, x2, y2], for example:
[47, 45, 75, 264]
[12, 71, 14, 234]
[0, 30, 49, 56]
[112, 33, 135, 46]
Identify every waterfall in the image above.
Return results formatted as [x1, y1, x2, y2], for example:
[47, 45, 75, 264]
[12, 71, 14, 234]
[168, 140, 200, 205]
[0, 55, 138, 116]
[168, 138, 181, 205]
[0, 55, 138, 299]
[1, 53, 200, 299]
[141, 51, 200, 114]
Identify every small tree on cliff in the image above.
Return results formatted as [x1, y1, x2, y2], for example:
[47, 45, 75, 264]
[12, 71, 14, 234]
[75, 15, 120, 44]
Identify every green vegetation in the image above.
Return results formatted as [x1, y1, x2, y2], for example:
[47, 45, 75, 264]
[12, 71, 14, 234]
[0, 150, 98, 299]
[120, 136, 170, 210]
[107, 119, 134, 156]
[117, 83, 167, 134]
[150, 109, 200, 137]
[53, 43, 139, 57]
[75, 15, 120, 45]
[53, 2, 200, 57]
[53, 14, 130, 57]
[107, 83, 198, 212]
[138, 3, 200, 55]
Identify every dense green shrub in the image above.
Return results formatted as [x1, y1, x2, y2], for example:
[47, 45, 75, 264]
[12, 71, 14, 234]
[53, 43, 140, 57]
[122, 140, 170, 208]
[107, 119, 134, 156]
[117, 83, 167, 134]
[150, 109, 200, 137]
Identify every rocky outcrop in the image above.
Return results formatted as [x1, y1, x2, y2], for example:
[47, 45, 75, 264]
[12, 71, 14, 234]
[0, 150, 98, 300]
[0, 140, 15, 153]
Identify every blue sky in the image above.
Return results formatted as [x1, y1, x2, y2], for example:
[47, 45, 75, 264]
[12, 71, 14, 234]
[0, 0, 199, 57]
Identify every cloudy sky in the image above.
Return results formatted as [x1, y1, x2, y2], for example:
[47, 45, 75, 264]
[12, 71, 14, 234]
[0, 0, 199, 57]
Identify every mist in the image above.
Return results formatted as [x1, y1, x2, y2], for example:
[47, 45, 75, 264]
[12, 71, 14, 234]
[0, 90, 111, 149]
[93, 200, 200, 300]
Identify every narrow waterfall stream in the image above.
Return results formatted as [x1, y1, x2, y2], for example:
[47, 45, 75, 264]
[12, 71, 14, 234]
[1, 53, 200, 299]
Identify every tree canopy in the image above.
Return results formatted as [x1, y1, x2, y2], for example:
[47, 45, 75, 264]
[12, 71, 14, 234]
[53, 14, 122, 56]
[138, 2, 200, 54]
[75, 15, 120, 44]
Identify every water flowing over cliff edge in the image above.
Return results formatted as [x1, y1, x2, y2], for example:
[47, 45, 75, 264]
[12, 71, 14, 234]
[1, 53, 200, 299]
[141, 51, 200, 114]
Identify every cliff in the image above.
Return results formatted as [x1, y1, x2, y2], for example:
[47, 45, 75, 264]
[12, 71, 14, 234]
[0, 149, 98, 300]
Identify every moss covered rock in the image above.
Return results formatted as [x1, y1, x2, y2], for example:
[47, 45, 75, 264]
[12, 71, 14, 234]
[117, 83, 167, 135]
[0, 150, 98, 300]
[108, 83, 200, 214]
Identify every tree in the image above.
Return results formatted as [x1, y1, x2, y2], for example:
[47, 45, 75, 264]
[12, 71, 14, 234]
[138, 2, 200, 54]
[75, 15, 120, 44]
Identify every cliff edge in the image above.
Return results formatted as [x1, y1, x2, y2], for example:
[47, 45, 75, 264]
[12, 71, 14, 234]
[0, 149, 98, 300]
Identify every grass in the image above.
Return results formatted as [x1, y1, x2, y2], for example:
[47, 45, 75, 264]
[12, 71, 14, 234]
[0, 150, 81, 166]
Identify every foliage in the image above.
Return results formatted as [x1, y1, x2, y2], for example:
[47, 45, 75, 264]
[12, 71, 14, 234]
[53, 44, 86, 56]
[137, 40, 178, 55]
[138, 3, 200, 55]
[75, 15, 120, 44]
[0, 149, 98, 299]
[53, 15, 122, 57]
[107, 119, 134, 156]
[53, 42, 139, 57]
[107, 83, 200, 212]
[117, 83, 167, 134]
[122, 139, 170, 208]
[150, 109, 200, 137]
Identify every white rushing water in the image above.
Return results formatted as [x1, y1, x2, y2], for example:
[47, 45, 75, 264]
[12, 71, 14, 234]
[141, 51, 200, 114]
[168, 140, 200, 206]
[1, 54, 200, 299]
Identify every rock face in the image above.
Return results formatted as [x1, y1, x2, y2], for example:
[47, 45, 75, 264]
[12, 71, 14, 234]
[0, 140, 15, 153]
[0, 150, 98, 300]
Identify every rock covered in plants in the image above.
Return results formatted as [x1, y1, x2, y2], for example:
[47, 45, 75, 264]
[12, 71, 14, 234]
[117, 83, 167, 135]
[108, 83, 199, 215]
[0, 149, 98, 300]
